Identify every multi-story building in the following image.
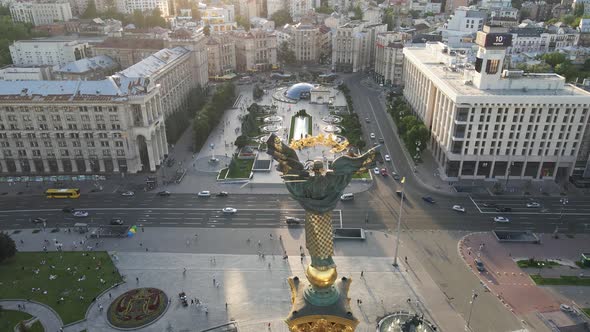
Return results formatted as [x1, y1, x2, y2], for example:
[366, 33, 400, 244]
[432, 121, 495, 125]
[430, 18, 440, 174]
[10, 0, 72, 26]
[115, 0, 169, 15]
[374, 31, 411, 86]
[508, 24, 580, 55]
[409, 0, 442, 14]
[444, 0, 468, 12]
[54, 55, 119, 80]
[578, 18, 590, 47]
[332, 21, 387, 72]
[403, 26, 590, 181]
[0, 77, 166, 174]
[572, 0, 590, 15]
[289, 0, 313, 21]
[232, 28, 278, 72]
[201, 4, 237, 33]
[93, 38, 165, 69]
[288, 23, 321, 63]
[520, 1, 552, 21]
[266, 0, 283, 18]
[480, 0, 511, 8]
[207, 34, 237, 77]
[70, 0, 108, 15]
[441, 6, 486, 46]
[363, 6, 383, 24]
[0, 65, 53, 80]
[238, 0, 261, 19]
[9, 40, 91, 67]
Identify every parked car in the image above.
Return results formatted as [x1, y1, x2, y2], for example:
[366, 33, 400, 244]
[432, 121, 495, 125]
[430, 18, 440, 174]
[474, 259, 485, 272]
[216, 192, 229, 197]
[384, 154, 391, 162]
[222, 207, 238, 214]
[560, 304, 574, 313]
[62, 207, 75, 213]
[452, 205, 466, 213]
[365, 117, 371, 123]
[340, 193, 354, 201]
[373, 167, 380, 175]
[370, 133, 376, 139]
[286, 217, 303, 225]
[197, 191, 211, 197]
[493, 216, 510, 223]
[73, 211, 89, 218]
[380, 168, 388, 177]
[526, 202, 541, 208]
[121, 191, 135, 197]
[110, 218, 124, 225]
[32, 217, 47, 224]
[157, 191, 171, 196]
[422, 196, 435, 204]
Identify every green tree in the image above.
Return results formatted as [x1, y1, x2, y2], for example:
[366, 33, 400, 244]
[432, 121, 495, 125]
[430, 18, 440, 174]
[541, 52, 566, 68]
[81, 0, 98, 18]
[277, 41, 296, 64]
[316, 6, 333, 14]
[145, 8, 166, 28]
[253, 84, 264, 100]
[236, 15, 250, 30]
[561, 14, 576, 26]
[575, 3, 585, 17]
[234, 135, 249, 148]
[0, 232, 16, 263]
[409, 10, 421, 19]
[203, 25, 210, 36]
[0, 12, 48, 66]
[555, 61, 577, 81]
[352, 5, 362, 19]
[131, 10, 145, 27]
[383, 8, 395, 31]
[270, 8, 293, 27]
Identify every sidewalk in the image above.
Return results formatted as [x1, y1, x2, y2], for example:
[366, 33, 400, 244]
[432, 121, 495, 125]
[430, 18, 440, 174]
[0, 299, 64, 332]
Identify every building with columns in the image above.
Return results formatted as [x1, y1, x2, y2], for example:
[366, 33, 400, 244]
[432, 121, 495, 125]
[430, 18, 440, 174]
[374, 31, 411, 86]
[402, 26, 590, 182]
[0, 77, 167, 174]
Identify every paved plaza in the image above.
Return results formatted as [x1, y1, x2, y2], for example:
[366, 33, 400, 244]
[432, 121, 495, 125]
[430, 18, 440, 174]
[7, 227, 468, 332]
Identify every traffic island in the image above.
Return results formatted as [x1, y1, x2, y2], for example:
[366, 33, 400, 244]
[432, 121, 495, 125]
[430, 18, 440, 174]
[107, 288, 168, 329]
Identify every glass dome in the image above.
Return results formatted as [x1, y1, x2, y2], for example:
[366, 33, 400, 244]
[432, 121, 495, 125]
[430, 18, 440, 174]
[285, 83, 314, 100]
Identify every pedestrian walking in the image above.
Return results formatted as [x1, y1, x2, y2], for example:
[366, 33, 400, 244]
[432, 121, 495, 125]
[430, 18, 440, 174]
[268, 262, 271, 269]
[361, 271, 364, 278]
[258, 240, 262, 247]
[269, 234, 273, 239]
[136, 277, 139, 283]
[205, 307, 208, 315]
[109, 293, 112, 299]
[404, 256, 408, 263]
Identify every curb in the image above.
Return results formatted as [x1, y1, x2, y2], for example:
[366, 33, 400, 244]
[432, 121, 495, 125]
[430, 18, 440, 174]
[0, 298, 64, 328]
[63, 280, 128, 329]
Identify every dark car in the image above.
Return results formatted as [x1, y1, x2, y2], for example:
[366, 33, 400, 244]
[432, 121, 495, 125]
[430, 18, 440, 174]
[157, 190, 171, 196]
[32, 217, 47, 224]
[475, 259, 485, 272]
[395, 191, 405, 199]
[62, 207, 75, 213]
[166, 158, 175, 167]
[482, 203, 497, 208]
[378, 138, 385, 143]
[110, 218, 124, 225]
[496, 207, 512, 212]
[286, 217, 303, 225]
[216, 192, 229, 197]
[422, 196, 435, 204]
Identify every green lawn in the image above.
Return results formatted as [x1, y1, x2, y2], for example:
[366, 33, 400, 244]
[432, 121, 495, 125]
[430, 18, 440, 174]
[517, 259, 561, 269]
[575, 261, 590, 269]
[227, 158, 254, 179]
[0, 252, 122, 324]
[583, 308, 590, 317]
[530, 275, 590, 286]
[352, 170, 371, 179]
[0, 310, 43, 332]
[218, 168, 229, 180]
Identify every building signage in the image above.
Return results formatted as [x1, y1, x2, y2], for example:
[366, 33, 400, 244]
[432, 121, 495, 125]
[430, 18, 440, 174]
[484, 33, 512, 47]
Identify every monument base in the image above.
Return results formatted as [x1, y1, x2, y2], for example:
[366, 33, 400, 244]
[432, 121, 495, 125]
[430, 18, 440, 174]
[285, 276, 359, 332]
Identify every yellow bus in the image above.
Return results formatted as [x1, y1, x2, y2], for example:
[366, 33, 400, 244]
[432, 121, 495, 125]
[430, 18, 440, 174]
[45, 188, 81, 199]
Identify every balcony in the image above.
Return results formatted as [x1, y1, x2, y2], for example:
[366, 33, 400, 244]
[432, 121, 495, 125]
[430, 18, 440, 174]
[452, 132, 466, 141]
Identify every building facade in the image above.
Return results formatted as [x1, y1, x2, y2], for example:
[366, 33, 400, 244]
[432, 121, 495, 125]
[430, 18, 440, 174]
[54, 55, 119, 80]
[332, 22, 387, 72]
[93, 38, 164, 69]
[233, 28, 278, 72]
[10, 1, 72, 26]
[289, 0, 313, 21]
[266, 0, 283, 18]
[289, 23, 321, 63]
[201, 4, 237, 32]
[207, 34, 237, 77]
[9, 40, 91, 67]
[374, 31, 410, 86]
[403, 26, 590, 181]
[115, 0, 169, 15]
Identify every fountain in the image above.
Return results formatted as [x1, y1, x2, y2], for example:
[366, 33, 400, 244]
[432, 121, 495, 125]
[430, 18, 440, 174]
[264, 115, 282, 123]
[322, 115, 342, 124]
[322, 125, 342, 134]
[378, 312, 437, 332]
[261, 124, 281, 133]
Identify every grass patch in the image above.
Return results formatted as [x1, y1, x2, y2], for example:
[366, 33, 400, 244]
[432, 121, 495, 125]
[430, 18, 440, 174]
[583, 308, 590, 317]
[0, 310, 33, 331]
[575, 261, 590, 269]
[227, 158, 254, 179]
[352, 170, 371, 179]
[218, 168, 229, 180]
[530, 275, 590, 286]
[517, 259, 561, 269]
[32, 229, 40, 233]
[0, 251, 122, 324]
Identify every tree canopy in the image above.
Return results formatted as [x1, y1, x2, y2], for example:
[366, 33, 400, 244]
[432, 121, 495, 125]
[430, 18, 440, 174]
[277, 41, 296, 64]
[270, 9, 293, 27]
[0, 9, 47, 66]
[81, 0, 98, 19]
[236, 15, 250, 31]
[0, 232, 16, 263]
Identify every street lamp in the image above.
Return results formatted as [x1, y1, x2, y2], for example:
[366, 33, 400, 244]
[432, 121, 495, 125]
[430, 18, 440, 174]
[466, 290, 479, 330]
[505, 162, 514, 188]
[393, 176, 406, 267]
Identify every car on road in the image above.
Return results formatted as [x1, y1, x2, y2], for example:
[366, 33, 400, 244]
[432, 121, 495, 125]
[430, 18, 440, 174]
[494, 216, 510, 223]
[380, 168, 388, 177]
[32, 217, 47, 224]
[395, 190, 405, 199]
[62, 207, 75, 213]
[373, 167, 380, 175]
[286, 217, 303, 225]
[110, 218, 124, 225]
[222, 207, 238, 214]
[474, 259, 485, 272]
[526, 202, 541, 208]
[157, 191, 171, 196]
[378, 138, 385, 143]
[198, 191, 211, 197]
[422, 196, 435, 204]
[365, 117, 370, 123]
[391, 172, 401, 180]
[452, 205, 466, 213]
[482, 203, 497, 208]
[121, 191, 135, 197]
[560, 304, 574, 313]
[370, 133, 376, 139]
[340, 193, 354, 201]
[216, 191, 229, 197]
[166, 158, 175, 167]
[495, 207, 512, 212]
[384, 154, 391, 162]
[73, 211, 89, 218]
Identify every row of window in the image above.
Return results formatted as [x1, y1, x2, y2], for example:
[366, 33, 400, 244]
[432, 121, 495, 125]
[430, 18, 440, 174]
[2, 114, 120, 122]
[0, 124, 122, 131]
[1, 106, 118, 113]
[1, 140, 124, 148]
[3, 149, 126, 157]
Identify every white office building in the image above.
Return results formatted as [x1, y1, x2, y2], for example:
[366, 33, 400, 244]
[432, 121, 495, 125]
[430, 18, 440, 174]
[10, 1, 72, 26]
[115, 0, 169, 15]
[332, 21, 387, 72]
[374, 32, 410, 86]
[9, 40, 91, 67]
[403, 26, 590, 181]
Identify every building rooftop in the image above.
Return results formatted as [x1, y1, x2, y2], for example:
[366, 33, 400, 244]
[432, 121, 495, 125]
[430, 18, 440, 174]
[95, 37, 165, 50]
[117, 47, 189, 79]
[404, 43, 590, 98]
[0, 79, 127, 102]
[56, 55, 117, 74]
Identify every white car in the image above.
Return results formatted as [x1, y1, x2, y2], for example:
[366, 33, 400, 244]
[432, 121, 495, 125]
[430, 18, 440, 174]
[198, 191, 211, 197]
[370, 133, 376, 139]
[526, 202, 541, 208]
[373, 167, 380, 175]
[452, 205, 465, 213]
[494, 216, 510, 223]
[560, 304, 574, 313]
[73, 211, 89, 218]
[121, 191, 135, 197]
[222, 207, 238, 214]
[384, 154, 391, 162]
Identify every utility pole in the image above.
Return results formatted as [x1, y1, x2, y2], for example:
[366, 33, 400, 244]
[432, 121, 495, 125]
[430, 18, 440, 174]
[466, 290, 478, 330]
[393, 177, 405, 267]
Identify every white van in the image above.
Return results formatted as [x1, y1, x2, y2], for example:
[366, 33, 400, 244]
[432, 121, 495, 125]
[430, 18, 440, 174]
[340, 193, 354, 201]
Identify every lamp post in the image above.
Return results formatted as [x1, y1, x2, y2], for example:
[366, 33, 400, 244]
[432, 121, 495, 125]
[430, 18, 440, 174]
[505, 162, 514, 188]
[466, 290, 479, 330]
[559, 197, 568, 222]
[393, 176, 406, 267]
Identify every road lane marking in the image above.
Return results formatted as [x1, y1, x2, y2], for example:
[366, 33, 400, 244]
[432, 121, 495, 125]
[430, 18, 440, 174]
[160, 222, 178, 225]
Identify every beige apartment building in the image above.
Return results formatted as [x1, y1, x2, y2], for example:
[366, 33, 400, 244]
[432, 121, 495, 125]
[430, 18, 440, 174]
[374, 31, 411, 86]
[233, 28, 278, 72]
[332, 21, 387, 72]
[207, 34, 236, 77]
